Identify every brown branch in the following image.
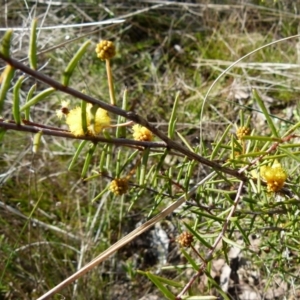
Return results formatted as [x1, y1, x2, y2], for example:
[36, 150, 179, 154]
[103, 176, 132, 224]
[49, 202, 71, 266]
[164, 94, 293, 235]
[0, 53, 246, 180]
[0, 119, 168, 148]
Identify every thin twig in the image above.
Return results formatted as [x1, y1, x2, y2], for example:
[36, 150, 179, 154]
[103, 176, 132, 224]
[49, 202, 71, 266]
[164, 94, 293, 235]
[176, 180, 245, 299]
[206, 181, 245, 260]
[0, 53, 246, 181]
[0, 119, 166, 148]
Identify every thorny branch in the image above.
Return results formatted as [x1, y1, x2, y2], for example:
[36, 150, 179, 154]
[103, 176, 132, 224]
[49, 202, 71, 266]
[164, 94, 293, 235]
[0, 118, 167, 148]
[0, 53, 247, 181]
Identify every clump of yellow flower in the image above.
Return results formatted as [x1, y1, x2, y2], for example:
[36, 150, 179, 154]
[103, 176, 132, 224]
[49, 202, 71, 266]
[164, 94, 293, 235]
[109, 177, 129, 196]
[132, 124, 153, 142]
[95, 40, 116, 60]
[65, 104, 110, 136]
[236, 126, 251, 140]
[260, 161, 287, 192]
[177, 232, 194, 248]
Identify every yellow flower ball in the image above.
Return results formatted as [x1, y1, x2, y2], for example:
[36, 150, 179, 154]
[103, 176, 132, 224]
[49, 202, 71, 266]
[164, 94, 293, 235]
[65, 104, 110, 136]
[236, 126, 251, 140]
[177, 232, 194, 248]
[132, 124, 153, 142]
[95, 40, 116, 60]
[109, 178, 129, 196]
[260, 163, 287, 192]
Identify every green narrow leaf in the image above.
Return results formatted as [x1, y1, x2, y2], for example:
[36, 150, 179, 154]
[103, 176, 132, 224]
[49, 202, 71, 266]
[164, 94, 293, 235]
[32, 131, 43, 153]
[245, 115, 251, 128]
[24, 84, 36, 120]
[169, 117, 177, 139]
[281, 143, 300, 148]
[29, 18, 38, 70]
[205, 187, 233, 195]
[177, 131, 194, 152]
[282, 121, 300, 138]
[230, 134, 235, 164]
[205, 271, 230, 300]
[167, 166, 174, 196]
[184, 223, 213, 249]
[181, 248, 199, 271]
[99, 144, 109, 172]
[147, 190, 165, 218]
[130, 187, 145, 211]
[210, 124, 231, 160]
[152, 275, 182, 288]
[189, 209, 225, 222]
[222, 236, 244, 249]
[91, 187, 109, 203]
[145, 272, 175, 300]
[168, 91, 180, 138]
[62, 40, 91, 86]
[279, 147, 300, 164]
[176, 156, 188, 183]
[155, 149, 169, 172]
[115, 149, 122, 176]
[84, 173, 102, 181]
[139, 148, 150, 186]
[0, 128, 6, 142]
[81, 142, 97, 178]
[137, 271, 182, 288]
[237, 151, 268, 158]
[0, 64, 15, 113]
[68, 140, 88, 171]
[20, 87, 55, 111]
[116, 88, 128, 138]
[0, 29, 13, 58]
[81, 100, 88, 135]
[252, 89, 279, 138]
[234, 220, 250, 245]
[145, 163, 157, 183]
[242, 135, 281, 142]
[119, 149, 140, 174]
[206, 261, 212, 291]
[184, 160, 196, 191]
[239, 109, 245, 125]
[12, 76, 24, 125]
[105, 144, 113, 170]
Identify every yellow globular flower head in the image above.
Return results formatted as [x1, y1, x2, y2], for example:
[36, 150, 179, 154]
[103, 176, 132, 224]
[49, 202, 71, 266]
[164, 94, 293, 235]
[95, 40, 116, 60]
[132, 124, 153, 142]
[65, 104, 110, 136]
[109, 177, 129, 196]
[177, 232, 194, 248]
[260, 161, 287, 192]
[236, 126, 251, 140]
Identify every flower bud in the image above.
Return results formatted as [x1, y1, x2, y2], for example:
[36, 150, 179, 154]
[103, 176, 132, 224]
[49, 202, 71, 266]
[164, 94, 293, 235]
[95, 40, 116, 60]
